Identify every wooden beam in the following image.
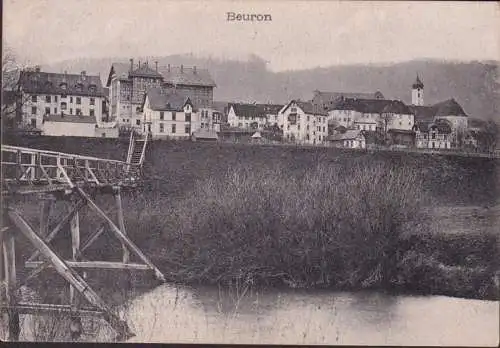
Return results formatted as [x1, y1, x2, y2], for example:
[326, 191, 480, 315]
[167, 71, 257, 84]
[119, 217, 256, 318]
[1, 303, 103, 317]
[77, 223, 106, 258]
[25, 261, 150, 270]
[27, 199, 86, 262]
[77, 187, 165, 282]
[39, 197, 53, 241]
[7, 208, 134, 341]
[3, 228, 20, 341]
[69, 209, 81, 339]
[114, 188, 130, 263]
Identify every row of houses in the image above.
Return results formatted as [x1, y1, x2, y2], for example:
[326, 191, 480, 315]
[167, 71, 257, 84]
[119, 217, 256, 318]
[5, 63, 490, 150]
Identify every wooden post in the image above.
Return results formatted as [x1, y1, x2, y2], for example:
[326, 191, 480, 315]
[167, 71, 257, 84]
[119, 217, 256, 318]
[114, 187, 130, 263]
[39, 196, 53, 239]
[7, 208, 134, 341]
[69, 210, 82, 340]
[3, 228, 20, 341]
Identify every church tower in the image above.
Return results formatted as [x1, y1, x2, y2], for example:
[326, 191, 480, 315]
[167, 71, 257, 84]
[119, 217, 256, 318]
[411, 74, 424, 106]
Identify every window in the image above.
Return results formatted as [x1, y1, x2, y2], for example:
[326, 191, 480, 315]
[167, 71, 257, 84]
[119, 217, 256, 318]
[90, 98, 95, 106]
[31, 119, 37, 127]
[323, 126, 325, 132]
[432, 142, 435, 149]
[171, 124, 176, 133]
[45, 107, 50, 115]
[136, 119, 140, 126]
[76, 108, 81, 116]
[61, 102, 67, 110]
[172, 112, 176, 121]
[160, 112, 164, 120]
[31, 106, 37, 115]
[70, 108, 73, 115]
[431, 133, 436, 140]
[185, 113, 191, 122]
[54, 107, 58, 114]
[423, 134, 427, 140]
[46, 95, 51, 103]
[31, 95, 37, 103]
[307, 115, 310, 122]
[185, 125, 191, 134]
[307, 125, 309, 131]
[102, 133, 106, 138]
[238, 122, 242, 127]
[159, 123, 164, 132]
[90, 110, 95, 117]
[76, 97, 81, 105]
[55, 96, 58, 102]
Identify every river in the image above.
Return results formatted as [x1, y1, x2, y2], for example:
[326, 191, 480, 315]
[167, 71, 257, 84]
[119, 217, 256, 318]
[86, 284, 499, 346]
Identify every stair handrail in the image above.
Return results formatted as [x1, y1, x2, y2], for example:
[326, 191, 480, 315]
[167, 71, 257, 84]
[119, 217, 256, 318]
[126, 130, 135, 165]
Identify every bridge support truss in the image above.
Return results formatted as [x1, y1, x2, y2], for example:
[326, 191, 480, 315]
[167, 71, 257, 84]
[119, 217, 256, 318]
[0, 144, 164, 342]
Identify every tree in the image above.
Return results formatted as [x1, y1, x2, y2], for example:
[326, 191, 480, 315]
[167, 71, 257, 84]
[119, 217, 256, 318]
[477, 120, 499, 153]
[2, 47, 30, 130]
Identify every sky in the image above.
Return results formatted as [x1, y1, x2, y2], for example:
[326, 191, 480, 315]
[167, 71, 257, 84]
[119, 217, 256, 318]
[3, 0, 500, 71]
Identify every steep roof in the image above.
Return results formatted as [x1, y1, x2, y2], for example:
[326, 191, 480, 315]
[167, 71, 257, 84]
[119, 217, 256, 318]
[412, 75, 424, 89]
[409, 105, 436, 122]
[257, 103, 284, 115]
[159, 66, 216, 87]
[130, 63, 163, 79]
[44, 114, 97, 124]
[314, 90, 385, 102]
[430, 119, 452, 134]
[330, 98, 412, 115]
[145, 87, 193, 111]
[106, 62, 131, 86]
[434, 98, 468, 117]
[229, 103, 267, 118]
[286, 100, 328, 116]
[19, 70, 105, 97]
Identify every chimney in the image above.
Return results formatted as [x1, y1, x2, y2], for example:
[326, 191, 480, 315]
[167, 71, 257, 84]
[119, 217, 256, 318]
[193, 66, 197, 74]
[167, 64, 171, 72]
[138, 60, 141, 69]
[130, 58, 134, 72]
[155, 61, 158, 72]
[181, 64, 183, 73]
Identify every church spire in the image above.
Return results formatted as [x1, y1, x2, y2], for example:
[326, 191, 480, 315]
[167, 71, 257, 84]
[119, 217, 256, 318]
[412, 74, 424, 89]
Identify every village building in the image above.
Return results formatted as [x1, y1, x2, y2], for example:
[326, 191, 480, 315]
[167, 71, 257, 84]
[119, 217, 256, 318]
[312, 90, 385, 114]
[280, 100, 329, 145]
[227, 103, 268, 129]
[327, 129, 366, 149]
[159, 64, 216, 109]
[42, 114, 118, 138]
[106, 60, 216, 131]
[259, 103, 284, 126]
[106, 60, 163, 129]
[197, 107, 222, 132]
[17, 67, 106, 131]
[327, 98, 414, 132]
[408, 76, 470, 148]
[141, 87, 195, 140]
[413, 119, 452, 149]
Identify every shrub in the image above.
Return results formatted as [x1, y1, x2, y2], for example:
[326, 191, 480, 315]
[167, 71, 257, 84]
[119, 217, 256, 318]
[141, 161, 431, 290]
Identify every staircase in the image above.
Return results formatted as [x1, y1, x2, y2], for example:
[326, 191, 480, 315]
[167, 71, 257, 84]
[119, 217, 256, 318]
[126, 131, 149, 174]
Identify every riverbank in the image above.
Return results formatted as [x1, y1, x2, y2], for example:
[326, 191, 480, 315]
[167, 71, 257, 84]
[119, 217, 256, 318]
[4, 137, 499, 305]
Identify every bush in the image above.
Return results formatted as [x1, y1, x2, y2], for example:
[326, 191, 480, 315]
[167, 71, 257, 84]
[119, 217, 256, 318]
[139, 161, 431, 290]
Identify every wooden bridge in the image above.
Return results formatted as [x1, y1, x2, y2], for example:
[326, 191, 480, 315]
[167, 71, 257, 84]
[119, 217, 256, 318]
[0, 131, 165, 341]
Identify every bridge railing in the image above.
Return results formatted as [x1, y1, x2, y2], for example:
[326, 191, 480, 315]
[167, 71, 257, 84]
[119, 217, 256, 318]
[1, 145, 142, 188]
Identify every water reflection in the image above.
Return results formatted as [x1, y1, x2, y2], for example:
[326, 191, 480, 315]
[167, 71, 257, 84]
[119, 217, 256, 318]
[121, 284, 499, 346]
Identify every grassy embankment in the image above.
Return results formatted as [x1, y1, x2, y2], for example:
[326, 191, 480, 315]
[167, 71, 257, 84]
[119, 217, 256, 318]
[4, 136, 500, 302]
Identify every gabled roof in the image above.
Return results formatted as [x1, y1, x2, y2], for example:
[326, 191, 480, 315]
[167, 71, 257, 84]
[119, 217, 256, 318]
[314, 90, 385, 101]
[130, 63, 163, 79]
[44, 114, 97, 124]
[430, 119, 453, 134]
[329, 98, 412, 115]
[159, 66, 216, 87]
[106, 63, 131, 86]
[409, 105, 436, 122]
[282, 100, 328, 116]
[434, 98, 468, 117]
[19, 70, 105, 97]
[256, 103, 284, 115]
[228, 103, 267, 118]
[144, 87, 192, 112]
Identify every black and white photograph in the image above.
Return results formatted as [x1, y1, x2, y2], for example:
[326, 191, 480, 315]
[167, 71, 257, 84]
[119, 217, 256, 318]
[1, 0, 499, 345]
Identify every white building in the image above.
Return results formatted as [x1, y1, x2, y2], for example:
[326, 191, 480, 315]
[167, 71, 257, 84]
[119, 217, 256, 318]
[327, 129, 366, 149]
[280, 100, 328, 145]
[413, 119, 452, 149]
[197, 108, 222, 132]
[18, 67, 106, 130]
[141, 88, 195, 140]
[227, 103, 267, 129]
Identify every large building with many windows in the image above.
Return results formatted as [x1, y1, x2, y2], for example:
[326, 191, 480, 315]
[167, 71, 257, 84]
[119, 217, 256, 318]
[17, 67, 106, 130]
[106, 60, 216, 130]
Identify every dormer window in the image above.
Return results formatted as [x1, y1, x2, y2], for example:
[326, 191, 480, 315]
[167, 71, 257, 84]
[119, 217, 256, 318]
[75, 83, 83, 92]
[88, 85, 97, 93]
[60, 83, 67, 90]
